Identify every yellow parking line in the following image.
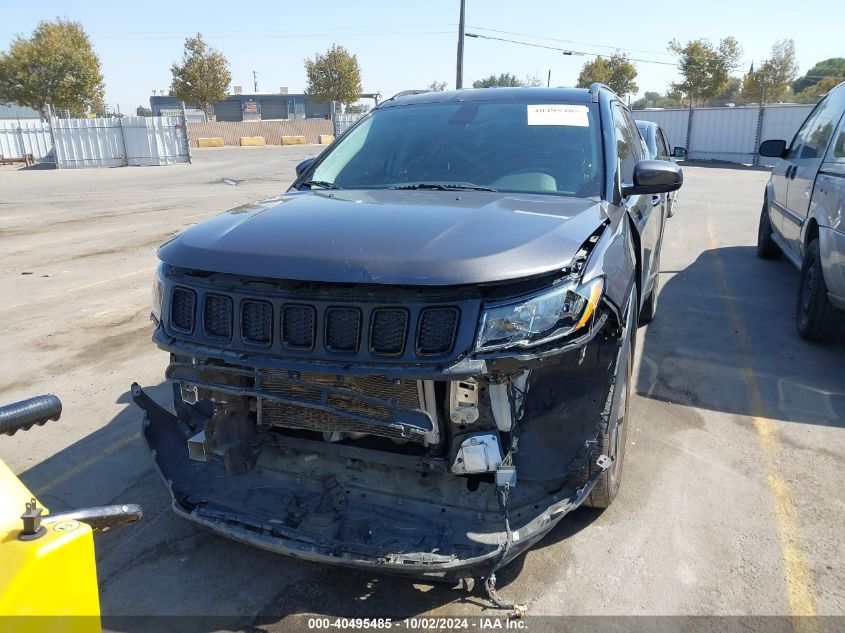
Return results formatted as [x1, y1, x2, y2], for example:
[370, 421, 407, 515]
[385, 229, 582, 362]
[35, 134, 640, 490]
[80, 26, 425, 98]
[39, 432, 137, 495]
[706, 209, 819, 631]
[0, 267, 153, 314]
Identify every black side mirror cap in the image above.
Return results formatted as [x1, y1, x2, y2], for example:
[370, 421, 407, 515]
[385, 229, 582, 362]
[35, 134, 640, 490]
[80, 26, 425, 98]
[622, 160, 683, 197]
[295, 157, 317, 177]
[672, 146, 688, 159]
[759, 139, 787, 158]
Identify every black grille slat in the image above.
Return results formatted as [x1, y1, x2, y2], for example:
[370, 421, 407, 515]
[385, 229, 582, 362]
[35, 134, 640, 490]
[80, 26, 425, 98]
[325, 307, 361, 352]
[242, 300, 272, 345]
[417, 308, 459, 355]
[203, 294, 233, 339]
[170, 287, 195, 332]
[282, 304, 316, 349]
[370, 309, 408, 355]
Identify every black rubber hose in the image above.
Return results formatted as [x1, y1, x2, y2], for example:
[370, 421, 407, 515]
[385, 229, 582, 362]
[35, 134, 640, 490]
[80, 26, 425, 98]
[0, 394, 63, 436]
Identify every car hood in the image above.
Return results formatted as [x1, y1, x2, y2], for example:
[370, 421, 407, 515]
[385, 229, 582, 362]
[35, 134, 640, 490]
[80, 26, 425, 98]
[158, 189, 608, 286]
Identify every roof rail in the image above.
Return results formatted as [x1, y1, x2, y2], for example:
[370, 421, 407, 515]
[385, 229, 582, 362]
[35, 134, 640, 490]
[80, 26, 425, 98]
[589, 82, 618, 96]
[389, 89, 431, 100]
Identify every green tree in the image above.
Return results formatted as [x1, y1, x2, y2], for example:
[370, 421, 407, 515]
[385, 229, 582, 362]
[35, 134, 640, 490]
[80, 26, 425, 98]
[792, 58, 845, 94]
[669, 37, 742, 106]
[740, 39, 799, 103]
[170, 33, 231, 120]
[796, 76, 842, 103]
[631, 90, 682, 109]
[575, 52, 638, 98]
[472, 73, 522, 88]
[428, 80, 448, 91]
[0, 19, 104, 118]
[714, 76, 743, 104]
[136, 105, 152, 116]
[305, 44, 362, 106]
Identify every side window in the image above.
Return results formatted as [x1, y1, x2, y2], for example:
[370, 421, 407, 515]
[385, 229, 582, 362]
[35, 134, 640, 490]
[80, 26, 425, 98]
[827, 112, 845, 163]
[623, 110, 648, 160]
[787, 101, 824, 158]
[798, 96, 841, 159]
[611, 103, 639, 184]
[657, 129, 670, 159]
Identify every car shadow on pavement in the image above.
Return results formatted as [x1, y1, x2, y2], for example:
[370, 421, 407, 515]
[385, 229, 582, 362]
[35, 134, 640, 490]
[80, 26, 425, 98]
[637, 245, 845, 428]
[16, 382, 601, 631]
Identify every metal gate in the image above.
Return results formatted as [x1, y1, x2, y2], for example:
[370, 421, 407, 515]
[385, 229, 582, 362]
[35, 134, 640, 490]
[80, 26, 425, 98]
[51, 116, 191, 168]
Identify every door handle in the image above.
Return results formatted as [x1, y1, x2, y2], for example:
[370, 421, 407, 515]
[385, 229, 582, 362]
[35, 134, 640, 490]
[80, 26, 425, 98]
[788, 165, 798, 179]
[651, 195, 661, 207]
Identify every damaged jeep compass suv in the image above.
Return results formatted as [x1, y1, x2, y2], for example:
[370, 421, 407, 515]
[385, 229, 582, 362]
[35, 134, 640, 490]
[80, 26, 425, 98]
[134, 84, 682, 581]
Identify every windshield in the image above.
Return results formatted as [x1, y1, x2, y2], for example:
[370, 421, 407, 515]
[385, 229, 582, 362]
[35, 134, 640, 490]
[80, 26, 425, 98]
[307, 100, 604, 198]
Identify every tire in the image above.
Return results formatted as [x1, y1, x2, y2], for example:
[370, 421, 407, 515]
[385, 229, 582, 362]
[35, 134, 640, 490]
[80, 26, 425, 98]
[757, 201, 782, 259]
[639, 253, 660, 325]
[795, 239, 845, 342]
[583, 302, 635, 509]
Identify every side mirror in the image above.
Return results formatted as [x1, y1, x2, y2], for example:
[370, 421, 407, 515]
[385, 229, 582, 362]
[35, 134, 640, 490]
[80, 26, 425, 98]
[622, 160, 683, 197]
[295, 157, 317, 177]
[759, 139, 787, 158]
[672, 146, 688, 159]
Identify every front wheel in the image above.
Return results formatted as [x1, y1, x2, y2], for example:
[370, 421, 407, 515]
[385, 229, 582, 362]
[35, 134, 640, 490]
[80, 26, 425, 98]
[795, 239, 845, 342]
[757, 201, 782, 259]
[583, 303, 634, 508]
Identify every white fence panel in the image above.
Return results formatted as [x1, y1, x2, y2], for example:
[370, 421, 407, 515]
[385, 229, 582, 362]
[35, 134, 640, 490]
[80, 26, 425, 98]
[333, 112, 366, 137]
[50, 116, 190, 168]
[52, 118, 125, 168]
[0, 119, 52, 161]
[687, 106, 760, 163]
[632, 109, 690, 150]
[121, 116, 190, 166]
[758, 104, 815, 166]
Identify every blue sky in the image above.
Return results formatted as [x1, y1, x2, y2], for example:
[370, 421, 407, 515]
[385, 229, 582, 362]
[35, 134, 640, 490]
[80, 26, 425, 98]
[1, 0, 841, 111]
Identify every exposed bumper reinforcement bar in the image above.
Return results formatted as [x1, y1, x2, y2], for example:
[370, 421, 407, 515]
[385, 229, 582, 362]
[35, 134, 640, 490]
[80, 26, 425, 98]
[131, 383, 606, 579]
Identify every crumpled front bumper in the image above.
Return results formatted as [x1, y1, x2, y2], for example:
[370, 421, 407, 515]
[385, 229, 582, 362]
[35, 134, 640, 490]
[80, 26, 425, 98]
[133, 383, 604, 580]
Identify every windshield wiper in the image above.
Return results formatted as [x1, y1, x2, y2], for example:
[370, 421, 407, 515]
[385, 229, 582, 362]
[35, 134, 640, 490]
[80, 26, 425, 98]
[392, 182, 497, 192]
[301, 180, 341, 190]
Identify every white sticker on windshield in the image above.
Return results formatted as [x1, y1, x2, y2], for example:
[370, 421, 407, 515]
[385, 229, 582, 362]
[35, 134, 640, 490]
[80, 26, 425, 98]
[527, 104, 589, 127]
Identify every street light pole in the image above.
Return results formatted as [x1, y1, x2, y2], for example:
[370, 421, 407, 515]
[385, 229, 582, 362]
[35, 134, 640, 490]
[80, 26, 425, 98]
[456, 0, 466, 89]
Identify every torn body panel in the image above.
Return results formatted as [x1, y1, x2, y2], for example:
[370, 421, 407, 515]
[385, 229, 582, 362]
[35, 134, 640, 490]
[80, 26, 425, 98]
[136, 301, 624, 578]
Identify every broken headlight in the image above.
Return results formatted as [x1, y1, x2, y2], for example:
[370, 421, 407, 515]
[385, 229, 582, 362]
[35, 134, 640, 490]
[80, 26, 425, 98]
[475, 277, 603, 352]
[151, 263, 165, 324]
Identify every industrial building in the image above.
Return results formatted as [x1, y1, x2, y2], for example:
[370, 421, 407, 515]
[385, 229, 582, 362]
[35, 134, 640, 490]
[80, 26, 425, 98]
[149, 92, 332, 122]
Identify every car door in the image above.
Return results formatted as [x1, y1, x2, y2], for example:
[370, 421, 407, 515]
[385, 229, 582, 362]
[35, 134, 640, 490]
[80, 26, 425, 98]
[769, 104, 823, 243]
[613, 103, 660, 304]
[781, 92, 844, 255]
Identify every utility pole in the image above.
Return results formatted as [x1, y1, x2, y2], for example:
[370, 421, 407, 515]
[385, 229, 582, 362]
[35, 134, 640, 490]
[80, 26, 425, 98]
[253, 70, 258, 93]
[547, 69, 551, 87]
[455, 0, 466, 89]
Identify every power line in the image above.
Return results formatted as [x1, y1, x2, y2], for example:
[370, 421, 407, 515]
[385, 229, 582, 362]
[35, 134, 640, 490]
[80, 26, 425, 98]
[468, 25, 675, 58]
[464, 32, 678, 66]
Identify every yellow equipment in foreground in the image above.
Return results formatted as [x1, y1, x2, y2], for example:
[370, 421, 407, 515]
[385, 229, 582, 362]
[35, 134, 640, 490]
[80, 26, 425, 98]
[0, 395, 141, 633]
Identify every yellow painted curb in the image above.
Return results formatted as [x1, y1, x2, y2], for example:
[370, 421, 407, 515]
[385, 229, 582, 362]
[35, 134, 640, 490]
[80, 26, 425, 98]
[281, 135, 306, 145]
[318, 134, 335, 145]
[239, 136, 266, 146]
[197, 137, 225, 148]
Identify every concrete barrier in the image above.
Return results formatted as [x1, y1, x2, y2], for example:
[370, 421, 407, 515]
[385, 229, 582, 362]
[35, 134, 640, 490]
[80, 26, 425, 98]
[197, 137, 225, 148]
[281, 135, 306, 145]
[187, 119, 332, 147]
[318, 134, 335, 145]
[239, 136, 266, 146]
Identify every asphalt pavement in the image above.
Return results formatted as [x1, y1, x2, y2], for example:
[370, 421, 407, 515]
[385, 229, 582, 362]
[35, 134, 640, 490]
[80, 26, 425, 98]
[1, 149, 843, 630]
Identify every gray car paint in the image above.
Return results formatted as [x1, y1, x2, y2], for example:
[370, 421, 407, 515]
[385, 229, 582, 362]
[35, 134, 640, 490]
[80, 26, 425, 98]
[763, 81, 845, 306]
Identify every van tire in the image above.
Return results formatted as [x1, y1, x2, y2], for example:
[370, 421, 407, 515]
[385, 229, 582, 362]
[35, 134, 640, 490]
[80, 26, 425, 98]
[757, 201, 782, 259]
[796, 239, 845, 342]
